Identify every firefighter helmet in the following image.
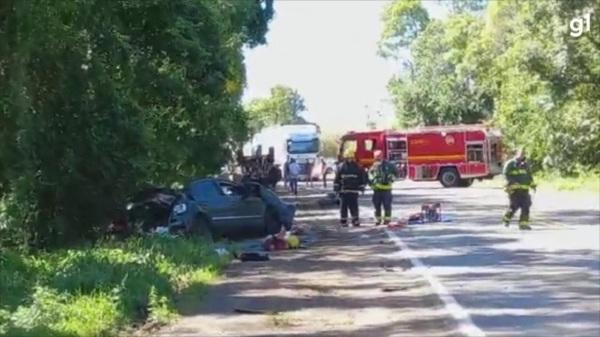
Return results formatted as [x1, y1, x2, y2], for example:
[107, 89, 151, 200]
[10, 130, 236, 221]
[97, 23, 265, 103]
[343, 148, 355, 159]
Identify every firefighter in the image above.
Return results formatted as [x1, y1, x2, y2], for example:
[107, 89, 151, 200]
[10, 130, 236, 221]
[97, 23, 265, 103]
[368, 150, 396, 225]
[502, 147, 536, 230]
[334, 149, 367, 227]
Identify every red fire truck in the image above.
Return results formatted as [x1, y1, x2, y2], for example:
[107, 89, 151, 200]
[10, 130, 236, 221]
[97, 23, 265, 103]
[337, 124, 504, 187]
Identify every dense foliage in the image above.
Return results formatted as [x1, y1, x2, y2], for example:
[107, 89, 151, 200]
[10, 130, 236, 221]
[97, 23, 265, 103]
[0, 0, 273, 247]
[0, 236, 226, 337]
[320, 134, 342, 158]
[380, 0, 599, 173]
[246, 85, 308, 132]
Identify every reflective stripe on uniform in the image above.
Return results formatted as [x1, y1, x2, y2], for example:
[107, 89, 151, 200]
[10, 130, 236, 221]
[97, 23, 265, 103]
[507, 169, 528, 175]
[341, 174, 358, 178]
[373, 183, 392, 190]
[340, 189, 361, 193]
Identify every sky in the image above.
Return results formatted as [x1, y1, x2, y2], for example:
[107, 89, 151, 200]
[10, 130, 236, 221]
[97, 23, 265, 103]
[243, 0, 449, 134]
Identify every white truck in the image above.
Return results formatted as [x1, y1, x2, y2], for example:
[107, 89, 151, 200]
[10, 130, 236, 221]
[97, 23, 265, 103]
[243, 124, 322, 181]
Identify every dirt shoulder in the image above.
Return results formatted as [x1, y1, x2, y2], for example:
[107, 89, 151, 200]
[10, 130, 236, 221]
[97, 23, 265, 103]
[155, 191, 460, 337]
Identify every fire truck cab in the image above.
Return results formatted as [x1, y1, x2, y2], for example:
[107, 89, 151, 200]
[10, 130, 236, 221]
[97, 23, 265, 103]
[338, 125, 503, 188]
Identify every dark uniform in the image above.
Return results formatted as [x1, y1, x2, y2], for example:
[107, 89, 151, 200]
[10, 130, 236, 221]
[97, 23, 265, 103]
[503, 157, 536, 229]
[334, 160, 367, 227]
[368, 159, 397, 225]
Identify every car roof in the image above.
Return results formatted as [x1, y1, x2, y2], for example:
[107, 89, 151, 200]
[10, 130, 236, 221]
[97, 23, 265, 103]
[188, 177, 245, 187]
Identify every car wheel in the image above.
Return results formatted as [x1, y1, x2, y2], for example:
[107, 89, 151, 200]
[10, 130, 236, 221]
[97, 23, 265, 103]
[264, 207, 281, 235]
[439, 168, 460, 188]
[189, 215, 214, 242]
[458, 178, 474, 187]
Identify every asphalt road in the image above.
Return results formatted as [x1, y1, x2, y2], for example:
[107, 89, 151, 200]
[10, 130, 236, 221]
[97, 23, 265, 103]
[156, 180, 599, 337]
[373, 180, 600, 337]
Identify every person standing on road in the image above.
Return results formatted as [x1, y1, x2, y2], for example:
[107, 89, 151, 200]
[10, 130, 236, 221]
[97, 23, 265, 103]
[368, 150, 397, 225]
[502, 147, 536, 230]
[334, 149, 367, 227]
[321, 157, 328, 188]
[267, 164, 282, 190]
[288, 158, 301, 196]
[306, 159, 314, 188]
[284, 158, 290, 190]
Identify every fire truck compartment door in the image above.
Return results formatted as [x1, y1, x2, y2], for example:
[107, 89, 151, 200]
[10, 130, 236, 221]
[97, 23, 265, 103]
[386, 138, 407, 161]
[466, 142, 487, 176]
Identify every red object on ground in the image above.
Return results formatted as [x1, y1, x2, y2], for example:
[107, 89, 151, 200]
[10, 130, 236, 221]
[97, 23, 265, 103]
[262, 235, 289, 251]
[387, 220, 406, 229]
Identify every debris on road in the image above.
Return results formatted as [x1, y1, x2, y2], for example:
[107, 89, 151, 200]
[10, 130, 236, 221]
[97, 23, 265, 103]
[317, 192, 340, 207]
[381, 286, 409, 292]
[236, 252, 270, 262]
[379, 261, 395, 272]
[214, 247, 229, 257]
[263, 233, 302, 251]
[387, 220, 407, 229]
[233, 308, 279, 315]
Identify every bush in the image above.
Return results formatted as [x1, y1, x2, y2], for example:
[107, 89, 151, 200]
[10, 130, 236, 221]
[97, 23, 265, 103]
[0, 236, 228, 337]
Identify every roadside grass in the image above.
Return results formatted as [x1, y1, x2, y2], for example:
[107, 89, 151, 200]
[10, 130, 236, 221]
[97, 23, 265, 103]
[0, 236, 229, 337]
[535, 170, 600, 193]
[477, 170, 599, 193]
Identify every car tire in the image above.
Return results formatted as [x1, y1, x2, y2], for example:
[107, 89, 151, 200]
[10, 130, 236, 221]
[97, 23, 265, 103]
[439, 168, 460, 188]
[189, 215, 214, 242]
[458, 178, 474, 187]
[264, 207, 281, 235]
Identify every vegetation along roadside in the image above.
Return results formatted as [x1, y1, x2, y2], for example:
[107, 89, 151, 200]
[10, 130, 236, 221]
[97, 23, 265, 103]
[0, 236, 227, 337]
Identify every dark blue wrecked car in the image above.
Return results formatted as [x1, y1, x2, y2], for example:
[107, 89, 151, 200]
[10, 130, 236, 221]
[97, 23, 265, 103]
[163, 178, 295, 240]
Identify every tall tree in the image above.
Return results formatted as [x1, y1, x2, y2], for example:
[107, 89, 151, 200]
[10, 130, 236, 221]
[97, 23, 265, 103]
[384, 12, 493, 126]
[380, 0, 599, 173]
[320, 134, 341, 158]
[0, 0, 274, 247]
[379, 0, 430, 58]
[441, 0, 488, 13]
[246, 85, 308, 132]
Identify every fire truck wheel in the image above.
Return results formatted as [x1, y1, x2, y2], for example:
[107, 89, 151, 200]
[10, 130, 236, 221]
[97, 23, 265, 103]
[439, 168, 460, 188]
[458, 178, 474, 187]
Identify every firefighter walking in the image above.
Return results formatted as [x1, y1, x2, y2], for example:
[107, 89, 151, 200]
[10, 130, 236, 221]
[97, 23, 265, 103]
[503, 148, 536, 230]
[334, 149, 367, 227]
[368, 150, 396, 225]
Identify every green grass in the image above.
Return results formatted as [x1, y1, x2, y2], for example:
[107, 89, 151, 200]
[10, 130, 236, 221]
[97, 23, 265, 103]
[535, 170, 600, 193]
[0, 236, 230, 337]
[477, 170, 599, 193]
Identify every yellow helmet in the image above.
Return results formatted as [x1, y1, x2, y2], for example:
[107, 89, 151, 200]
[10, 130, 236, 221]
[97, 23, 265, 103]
[286, 235, 300, 249]
[343, 148, 355, 159]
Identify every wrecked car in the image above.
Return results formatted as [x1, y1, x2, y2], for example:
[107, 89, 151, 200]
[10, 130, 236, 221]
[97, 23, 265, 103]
[113, 178, 296, 241]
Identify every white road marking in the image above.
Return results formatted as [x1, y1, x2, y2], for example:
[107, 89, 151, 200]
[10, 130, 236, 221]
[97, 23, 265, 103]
[385, 229, 487, 337]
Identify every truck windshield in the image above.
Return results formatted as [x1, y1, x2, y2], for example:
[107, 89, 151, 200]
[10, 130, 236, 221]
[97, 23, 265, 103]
[288, 139, 319, 154]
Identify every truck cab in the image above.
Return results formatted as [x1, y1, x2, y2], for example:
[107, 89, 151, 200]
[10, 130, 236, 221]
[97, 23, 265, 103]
[287, 132, 321, 180]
